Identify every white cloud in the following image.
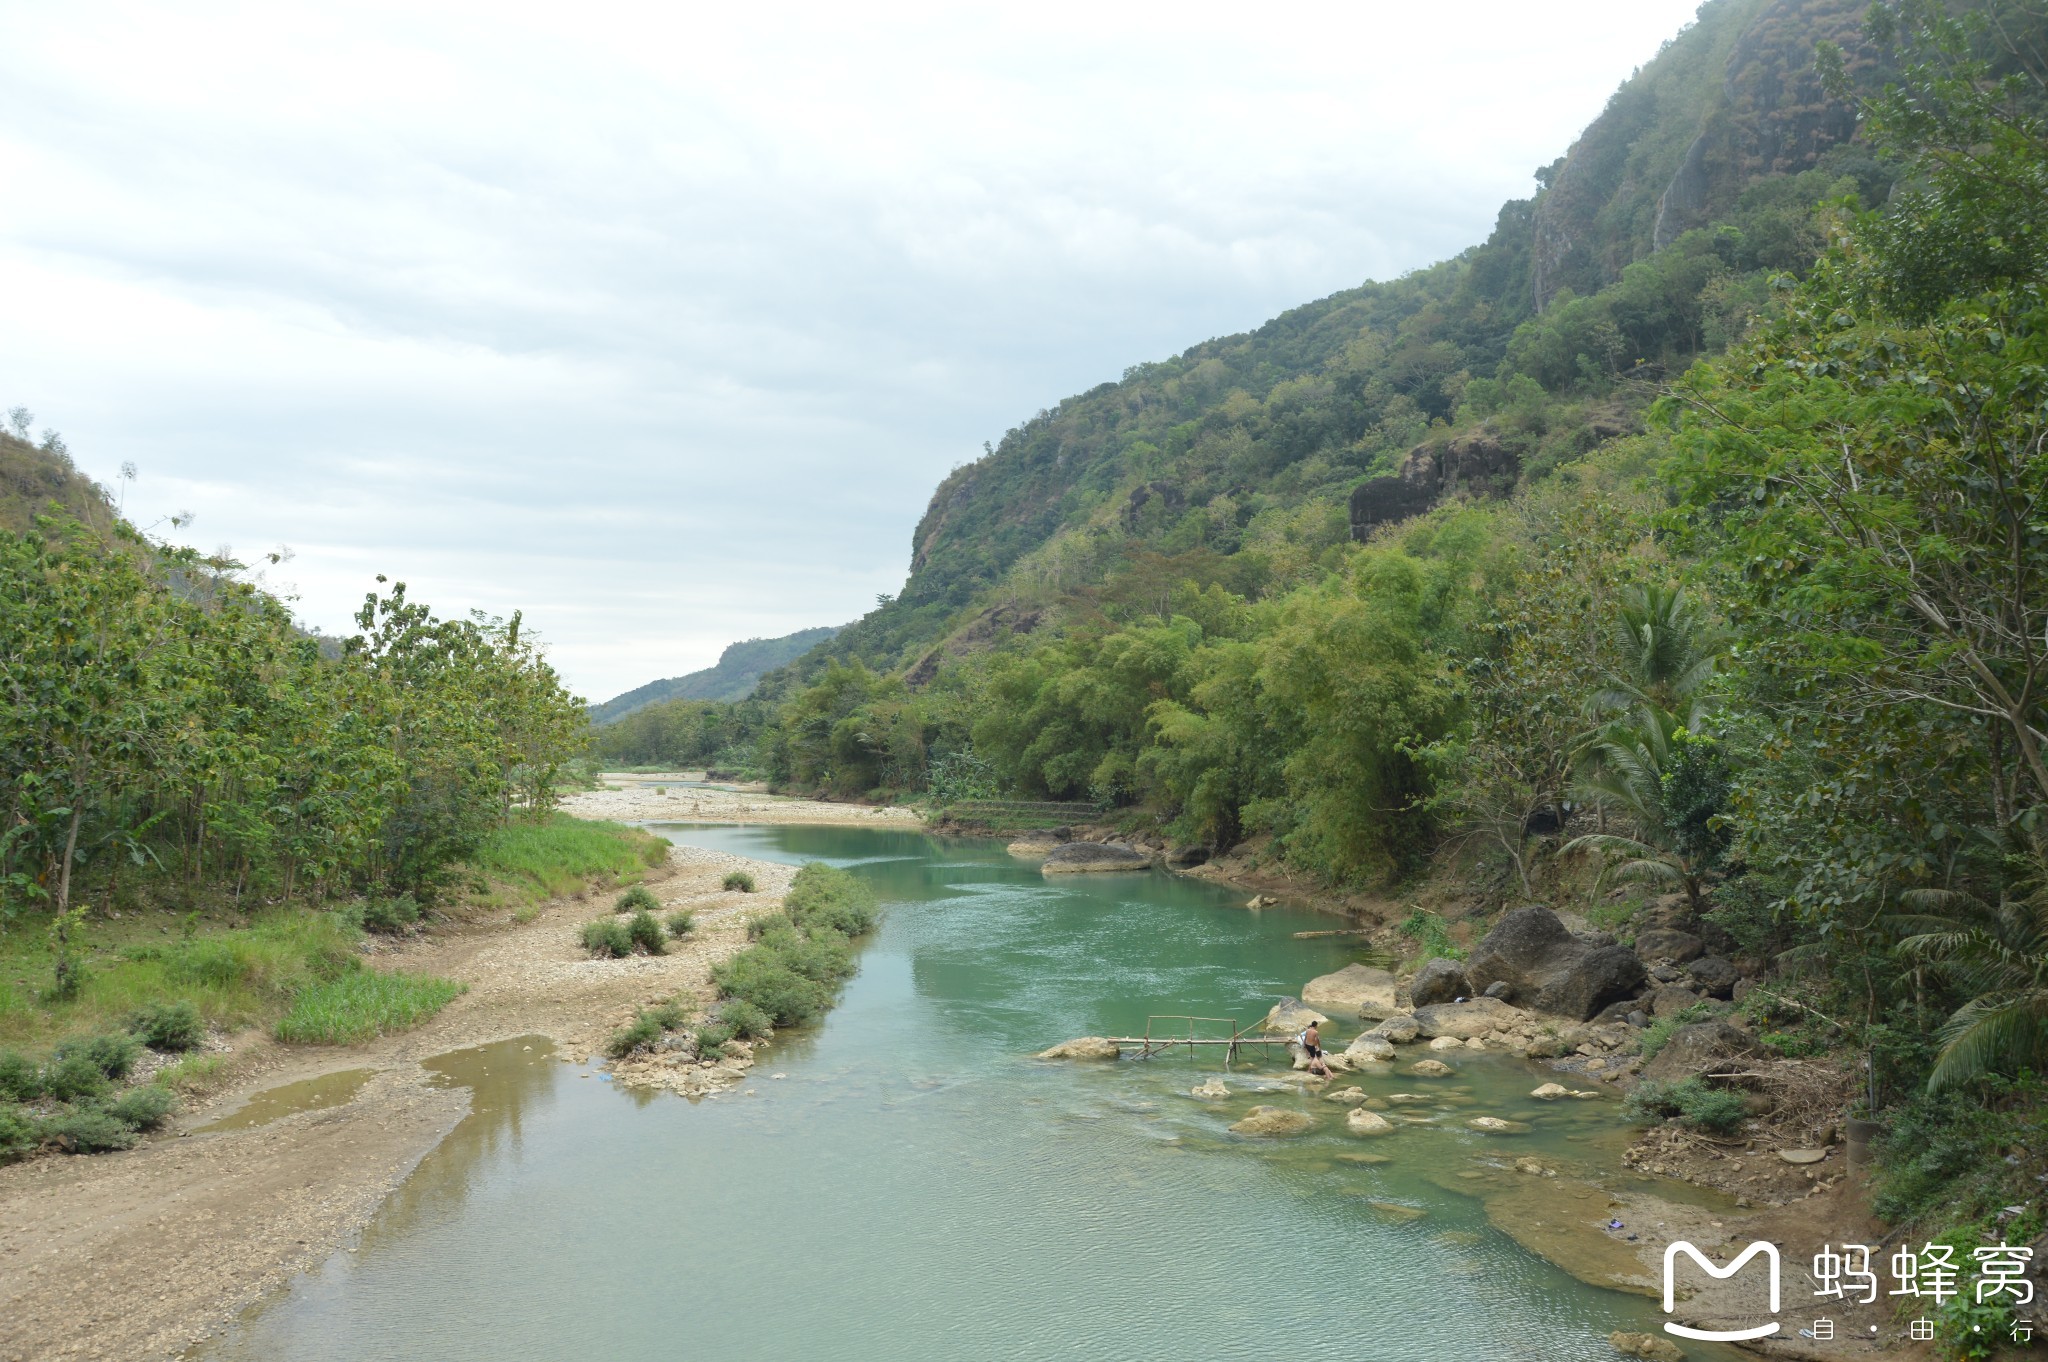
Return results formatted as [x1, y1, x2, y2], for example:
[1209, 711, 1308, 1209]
[0, 0, 1704, 700]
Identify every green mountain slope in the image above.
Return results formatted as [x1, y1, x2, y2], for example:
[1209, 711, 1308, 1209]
[760, 0, 1888, 697]
[592, 626, 842, 723]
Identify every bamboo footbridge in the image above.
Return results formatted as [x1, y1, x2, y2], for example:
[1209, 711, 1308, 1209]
[1106, 1016, 1297, 1062]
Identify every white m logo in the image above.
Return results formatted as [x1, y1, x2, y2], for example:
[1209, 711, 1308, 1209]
[1662, 1240, 1781, 1342]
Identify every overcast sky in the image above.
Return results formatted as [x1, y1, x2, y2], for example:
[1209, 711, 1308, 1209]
[0, 0, 1704, 702]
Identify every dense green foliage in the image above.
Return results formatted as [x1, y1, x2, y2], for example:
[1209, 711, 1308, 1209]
[710, 863, 877, 1027]
[0, 505, 586, 965]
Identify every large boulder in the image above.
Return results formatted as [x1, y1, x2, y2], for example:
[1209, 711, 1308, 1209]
[1466, 906, 1648, 1020]
[1260, 997, 1328, 1035]
[1645, 984, 1703, 1018]
[1410, 997, 1524, 1040]
[1229, 1105, 1314, 1137]
[1687, 956, 1741, 999]
[1633, 928, 1705, 964]
[1035, 1037, 1119, 1060]
[1640, 1020, 1764, 1083]
[1408, 957, 1471, 1008]
[1301, 963, 1402, 1020]
[1371, 1015, 1421, 1044]
[1041, 842, 1152, 875]
[1343, 1034, 1397, 1064]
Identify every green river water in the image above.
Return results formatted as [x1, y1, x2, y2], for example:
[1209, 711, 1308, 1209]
[196, 824, 1725, 1362]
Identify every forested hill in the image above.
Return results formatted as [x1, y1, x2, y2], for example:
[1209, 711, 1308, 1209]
[592, 625, 841, 724]
[759, 0, 1881, 693]
[1, 426, 116, 536]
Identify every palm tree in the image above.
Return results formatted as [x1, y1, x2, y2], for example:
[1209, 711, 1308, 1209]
[1893, 836, 2048, 1092]
[1563, 720, 1723, 911]
[1588, 582, 1724, 734]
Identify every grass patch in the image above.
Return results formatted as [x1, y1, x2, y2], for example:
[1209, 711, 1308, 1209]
[157, 1052, 228, 1093]
[0, 909, 360, 1051]
[722, 871, 756, 893]
[1397, 908, 1463, 962]
[274, 968, 466, 1045]
[466, 814, 668, 901]
[607, 1000, 690, 1059]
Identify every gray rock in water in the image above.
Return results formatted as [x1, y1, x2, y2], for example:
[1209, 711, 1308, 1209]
[1260, 997, 1329, 1035]
[1041, 841, 1153, 875]
[1371, 1014, 1421, 1044]
[1688, 956, 1741, 999]
[1633, 928, 1706, 964]
[1408, 957, 1470, 1008]
[1344, 1034, 1397, 1063]
[1302, 963, 1402, 1020]
[1035, 1037, 1120, 1060]
[1466, 906, 1647, 1020]
[1229, 1105, 1315, 1137]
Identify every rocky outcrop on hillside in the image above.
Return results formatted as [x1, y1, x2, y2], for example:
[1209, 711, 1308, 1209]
[1349, 430, 1520, 540]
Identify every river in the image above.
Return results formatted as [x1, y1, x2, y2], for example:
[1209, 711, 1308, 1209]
[196, 823, 1714, 1361]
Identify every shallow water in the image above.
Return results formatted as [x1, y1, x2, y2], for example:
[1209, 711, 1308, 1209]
[194, 1068, 377, 1133]
[196, 825, 1724, 1362]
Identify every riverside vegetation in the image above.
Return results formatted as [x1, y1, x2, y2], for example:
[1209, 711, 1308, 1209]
[585, 0, 2048, 1323]
[0, 422, 665, 1165]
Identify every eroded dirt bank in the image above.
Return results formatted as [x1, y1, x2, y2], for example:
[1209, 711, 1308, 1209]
[0, 838, 786, 1362]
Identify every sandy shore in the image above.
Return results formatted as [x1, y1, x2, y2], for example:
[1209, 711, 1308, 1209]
[0, 840, 787, 1362]
[565, 773, 924, 827]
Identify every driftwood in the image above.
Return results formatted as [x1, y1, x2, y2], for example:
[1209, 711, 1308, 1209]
[1290, 929, 1375, 939]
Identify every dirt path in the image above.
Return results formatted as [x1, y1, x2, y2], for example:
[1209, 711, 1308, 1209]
[564, 773, 923, 827]
[0, 840, 787, 1362]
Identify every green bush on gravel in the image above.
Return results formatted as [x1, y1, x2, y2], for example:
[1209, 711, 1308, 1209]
[615, 885, 660, 914]
[0, 1050, 43, 1102]
[581, 918, 634, 958]
[625, 909, 667, 956]
[129, 1000, 204, 1052]
[664, 909, 695, 939]
[722, 871, 756, 893]
[109, 1084, 177, 1131]
[58, 1032, 142, 1080]
[42, 1054, 112, 1103]
[45, 1104, 139, 1154]
[0, 1105, 40, 1163]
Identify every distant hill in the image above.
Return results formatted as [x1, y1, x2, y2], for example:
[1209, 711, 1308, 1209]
[591, 626, 843, 723]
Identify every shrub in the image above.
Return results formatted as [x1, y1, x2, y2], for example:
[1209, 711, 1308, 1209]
[747, 912, 794, 942]
[719, 999, 773, 1040]
[1622, 1078, 1746, 1136]
[607, 1013, 664, 1059]
[109, 1085, 177, 1131]
[695, 1022, 735, 1057]
[60, 1032, 143, 1080]
[782, 864, 876, 936]
[722, 871, 756, 893]
[605, 1001, 691, 1059]
[664, 909, 695, 939]
[625, 909, 667, 955]
[129, 1000, 204, 1052]
[361, 894, 422, 934]
[615, 885, 660, 915]
[42, 1054, 112, 1102]
[274, 968, 467, 1045]
[581, 918, 634, 959]
[711, 950, 833, 1027]
[45, 1106, 138, 1154]
[0, 1105, 38, 1163]
[0, 1050, 43, 1103]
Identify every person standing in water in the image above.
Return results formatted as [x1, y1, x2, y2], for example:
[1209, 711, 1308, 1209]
[1300, 1020, 1331, 1077]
